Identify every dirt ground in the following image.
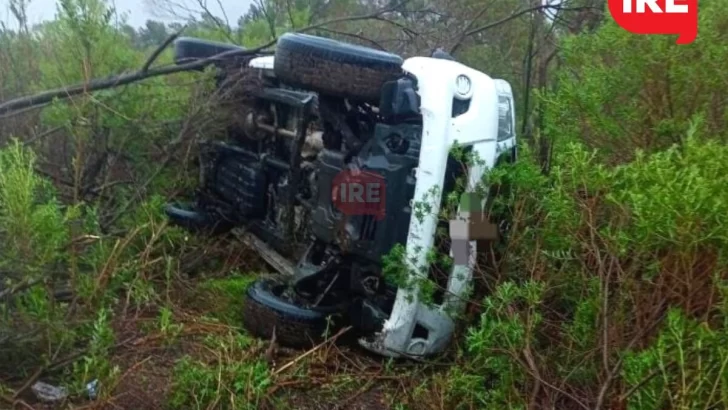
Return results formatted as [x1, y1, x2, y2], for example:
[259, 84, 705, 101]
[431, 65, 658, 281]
[100, 310, 402, 410]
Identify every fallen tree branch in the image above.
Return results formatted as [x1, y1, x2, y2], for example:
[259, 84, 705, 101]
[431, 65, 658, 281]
[0, 2, 411, 116]
[0, 39, 275, 116]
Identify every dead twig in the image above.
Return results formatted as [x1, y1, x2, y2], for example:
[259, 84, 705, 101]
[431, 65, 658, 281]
[7, 336, 136, 401]
[448, 2, 494, 54]
[11, 366, 44, 401]
[0, 102, 49, 119]
[0, 396, 35, 410]
[264, 326, 278, 365]
[21, 126, 65, 146]
[273, 326, 352, 375]
[523, 346, 542, 410]
[334, 374, 379, 410]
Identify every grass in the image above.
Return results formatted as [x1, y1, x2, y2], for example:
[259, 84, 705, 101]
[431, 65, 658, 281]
[194, 273, 258, 325]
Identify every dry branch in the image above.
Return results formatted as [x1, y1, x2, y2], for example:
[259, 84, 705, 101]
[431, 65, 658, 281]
[273, 326, 352, 375]
[450, 3, 602, 54]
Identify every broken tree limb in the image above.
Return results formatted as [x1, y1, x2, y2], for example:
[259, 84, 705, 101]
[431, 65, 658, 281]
[0, 2, 411, 117]
[0, 38, 277, 116]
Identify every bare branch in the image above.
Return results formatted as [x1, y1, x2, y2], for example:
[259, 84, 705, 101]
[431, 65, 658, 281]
[449, 2, 496, 54]
[464, 4, 600, 38]
[214, 0, 232, 32]
[195, 0, 236, 43]
[143, 25, 187, 72]
[593, 299, 668, 410]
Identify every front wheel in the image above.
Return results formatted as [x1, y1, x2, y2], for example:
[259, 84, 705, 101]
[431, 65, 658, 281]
[242, 278, 348, 347]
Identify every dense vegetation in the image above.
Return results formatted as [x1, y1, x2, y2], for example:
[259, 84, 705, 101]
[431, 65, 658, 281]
[1, 0, 727, 408]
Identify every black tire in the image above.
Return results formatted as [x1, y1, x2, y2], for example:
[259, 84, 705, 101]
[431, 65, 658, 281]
[164, 202, 234, 235]
[173, 37, 246, 64]
[273, 33, 403, 102]
[242, 278, 346, 347]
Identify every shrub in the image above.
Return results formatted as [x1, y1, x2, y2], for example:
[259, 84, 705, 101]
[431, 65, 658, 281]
[452, 125, 728, 408]
[541, 1, 728, 163]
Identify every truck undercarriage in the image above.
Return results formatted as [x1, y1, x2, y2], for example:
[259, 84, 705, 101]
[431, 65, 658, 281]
[164, 33, 517, 358]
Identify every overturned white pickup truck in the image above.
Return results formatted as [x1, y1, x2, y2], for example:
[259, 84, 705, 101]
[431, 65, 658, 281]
[165, 33, 517, 357]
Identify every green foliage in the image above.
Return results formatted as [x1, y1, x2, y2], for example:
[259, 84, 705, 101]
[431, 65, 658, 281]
[542, 1, 728, 163]
[168, 333, 271, 410]
[69, 306, 120, 398]
[608, 123, 728, 254]
[622, 307, 728, 409]
[455, 122, 728, 405]
[445, 281, 543, 409]
[196, 273, 257, 324]
[0, 142, 105, 371]
[38, 0, 137, 87]
[0, 141, 69, 274]
[457, 14, 728, 400]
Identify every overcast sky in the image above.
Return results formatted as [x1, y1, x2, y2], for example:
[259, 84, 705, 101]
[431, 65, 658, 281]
[1, 0, 253, 29]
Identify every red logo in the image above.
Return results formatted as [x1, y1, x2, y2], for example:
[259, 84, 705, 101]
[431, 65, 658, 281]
[331, 169, 386, 220]
[608, 0, 697, 44]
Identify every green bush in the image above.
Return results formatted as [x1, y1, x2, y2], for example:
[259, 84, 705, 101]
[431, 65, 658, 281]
[451, 125, 728, 408]
[441, 6, 728, 407]
[0, 140, 69, 274]
[542, 1, 728, 163]
[0, 141, 78, 366]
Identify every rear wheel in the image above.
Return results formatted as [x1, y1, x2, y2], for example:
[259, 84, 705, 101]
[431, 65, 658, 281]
[164, 202, 234, 235]
[173, 37, 246, 63]
[273, 33, 403, 102]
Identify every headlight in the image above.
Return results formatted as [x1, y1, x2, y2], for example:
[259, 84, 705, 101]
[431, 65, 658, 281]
[497, 95, 514, 141]
[455, 75, 472, 99]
